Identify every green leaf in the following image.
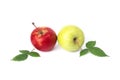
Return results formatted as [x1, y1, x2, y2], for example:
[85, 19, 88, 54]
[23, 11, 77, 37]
[28, 51, 40, 57]
[19, 50, 30, 54]
[12, 54, 28, 61]
[80, 49, 89, 56]
[86, 41, 96, 48]
[89, 47, 108, 57]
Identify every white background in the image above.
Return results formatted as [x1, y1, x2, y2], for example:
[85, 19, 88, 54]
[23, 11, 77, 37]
[0, 0, 120, 80]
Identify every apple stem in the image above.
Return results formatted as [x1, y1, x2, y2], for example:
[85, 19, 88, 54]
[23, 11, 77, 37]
[32, 22, 37, 28]
[73, 37, 80, 45]
[73, 37, 77, 43]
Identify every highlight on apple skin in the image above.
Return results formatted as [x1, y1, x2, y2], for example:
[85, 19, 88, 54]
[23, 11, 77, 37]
[31, 22, 57, 51]
[58, 25, 84, 52]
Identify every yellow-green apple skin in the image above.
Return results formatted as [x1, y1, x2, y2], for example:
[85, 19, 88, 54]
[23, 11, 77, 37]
[58, 25, 84, 52]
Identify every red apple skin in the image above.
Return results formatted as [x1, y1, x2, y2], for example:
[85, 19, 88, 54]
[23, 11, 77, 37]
[31, 27, 57, 51]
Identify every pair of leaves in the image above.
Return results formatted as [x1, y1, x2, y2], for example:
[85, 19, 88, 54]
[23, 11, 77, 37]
[12, 50, 40, 61]
[80, 41, 108, 57]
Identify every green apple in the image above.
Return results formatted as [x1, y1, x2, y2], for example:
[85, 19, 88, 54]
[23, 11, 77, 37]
[58, 25, 84, 52]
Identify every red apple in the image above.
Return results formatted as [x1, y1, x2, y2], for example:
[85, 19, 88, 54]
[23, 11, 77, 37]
[31, 22, 57, 51]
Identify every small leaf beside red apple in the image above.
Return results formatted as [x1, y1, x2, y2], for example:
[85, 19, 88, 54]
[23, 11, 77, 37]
[28, 52, 40, 57]
[12, 53, 28, 61]
[12, 50, 40, 61]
